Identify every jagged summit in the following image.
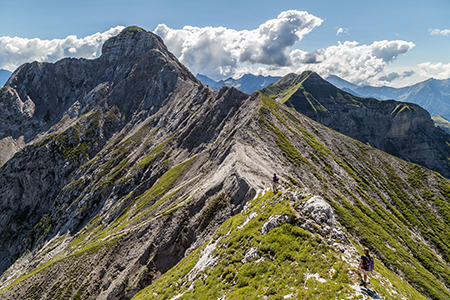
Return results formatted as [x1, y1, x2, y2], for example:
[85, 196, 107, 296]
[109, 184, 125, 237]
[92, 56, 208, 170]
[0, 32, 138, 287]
[101, 26, 172, 62]
[272, 72, 298, 85]
[2, 28, 450, 300]
[0, 26, 200, 165]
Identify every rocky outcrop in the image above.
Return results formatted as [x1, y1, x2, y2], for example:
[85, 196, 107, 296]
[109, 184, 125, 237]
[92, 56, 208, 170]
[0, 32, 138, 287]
[261, 215, 291, 234]
[261, 71, 450, 178]
[296, 196, 350, 249]
[1, 26, 450, 300]
[0, 26, 261, 299]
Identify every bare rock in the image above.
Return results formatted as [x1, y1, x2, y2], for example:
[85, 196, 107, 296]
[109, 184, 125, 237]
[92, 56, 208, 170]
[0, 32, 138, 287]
[261, 215, 291, 234]
[302, 196, 336, 227]
[242, 247, 259, 264]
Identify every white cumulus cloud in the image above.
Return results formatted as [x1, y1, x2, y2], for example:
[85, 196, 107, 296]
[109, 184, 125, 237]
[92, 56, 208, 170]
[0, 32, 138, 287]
[418, 62, 450, 79]
[155, 10, 323, 79]
[289, 40, 415, 84]
[0, 26, 125, 71]
[155, 10, 415, 84]
[336, 28, 348, 36]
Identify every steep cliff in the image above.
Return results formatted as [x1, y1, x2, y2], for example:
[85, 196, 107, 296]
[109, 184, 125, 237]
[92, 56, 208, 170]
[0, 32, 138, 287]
[261, 71, 450, 178]
[1, 27, 450, 300]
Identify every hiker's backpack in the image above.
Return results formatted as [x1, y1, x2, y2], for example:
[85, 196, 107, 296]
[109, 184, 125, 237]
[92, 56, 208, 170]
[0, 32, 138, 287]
[363, 255, 374, 271]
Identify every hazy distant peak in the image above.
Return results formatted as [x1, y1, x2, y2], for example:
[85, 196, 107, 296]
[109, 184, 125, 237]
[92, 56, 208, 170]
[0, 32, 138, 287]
[0, 69, 12, 87]
[196, 74, 218, 86]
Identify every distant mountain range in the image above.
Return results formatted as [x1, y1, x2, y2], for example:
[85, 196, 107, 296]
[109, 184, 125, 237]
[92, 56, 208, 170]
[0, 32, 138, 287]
[198, 73, 450, 122]
[0, 69, 12, 87]
[196, 73, 281, 94]
[326, 74, 450, 120]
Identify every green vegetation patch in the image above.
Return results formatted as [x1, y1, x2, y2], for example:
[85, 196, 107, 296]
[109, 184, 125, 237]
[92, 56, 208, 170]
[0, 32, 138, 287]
[198, 193, 228, 227]
[134, 157, 195, 213]
[133, 191, 352, 300]
[133, 189, 425, 300]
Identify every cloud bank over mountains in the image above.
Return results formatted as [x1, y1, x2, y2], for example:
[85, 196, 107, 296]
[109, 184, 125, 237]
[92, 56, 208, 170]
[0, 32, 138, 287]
[378, 70, 415, 83]
[156, 10, 416, 85]
[419, 62, 450, 79]
[288, 40, 415, 84]
[0, 26, 124, 71]
[155, 10, 323, 79]
[0, 10, 449, 86]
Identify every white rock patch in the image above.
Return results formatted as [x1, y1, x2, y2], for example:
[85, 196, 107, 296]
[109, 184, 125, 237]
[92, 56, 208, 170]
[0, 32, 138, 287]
[261, 215, 290, 234]
[238, 212, 258, 229]
[169, 293, 184, 300]
[305, 273, 327, 283]
[241, 247, 259, 263]
[187, 237, 221, 282]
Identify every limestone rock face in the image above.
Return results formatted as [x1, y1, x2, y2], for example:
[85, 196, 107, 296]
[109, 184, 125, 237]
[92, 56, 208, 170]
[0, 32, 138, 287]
[261, 215, 291, 234]
[0, 27, 198, 167]
[297, 195, 350, 247]
[261, 71, 450, 178]
[1, 26, 450, 300]
[0, 26, 262, 299]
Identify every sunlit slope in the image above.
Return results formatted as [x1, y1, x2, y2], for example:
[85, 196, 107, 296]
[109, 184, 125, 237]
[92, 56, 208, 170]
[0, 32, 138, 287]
[133, 189, 427, 300]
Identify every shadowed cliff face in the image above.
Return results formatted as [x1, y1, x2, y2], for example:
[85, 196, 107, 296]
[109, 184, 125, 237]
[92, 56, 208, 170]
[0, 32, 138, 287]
[2, 27, 450, 300]
[261, 71, 450, 178]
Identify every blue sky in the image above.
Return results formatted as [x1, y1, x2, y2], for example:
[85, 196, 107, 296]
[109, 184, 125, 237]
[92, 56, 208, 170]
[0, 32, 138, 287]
[1, 0, 449, 87]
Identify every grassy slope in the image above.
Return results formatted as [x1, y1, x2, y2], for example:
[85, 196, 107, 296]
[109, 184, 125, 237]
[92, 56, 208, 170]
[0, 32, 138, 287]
[132, 93, 450, 300]
[256, 93, 450, 299]
[260, 71, 413, 115]
[432, 115, 450, 133]
[133, 190, 425, 300]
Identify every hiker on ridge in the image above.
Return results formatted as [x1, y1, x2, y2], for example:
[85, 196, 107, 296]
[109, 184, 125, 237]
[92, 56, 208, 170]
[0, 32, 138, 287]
[357, 247, 374, 286]
[272, 173, 280, 192]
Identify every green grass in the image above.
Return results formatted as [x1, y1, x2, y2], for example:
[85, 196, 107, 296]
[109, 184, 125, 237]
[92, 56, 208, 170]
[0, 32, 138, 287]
[134, 157, 195, 212]
[132, 189, 425, 300]
[256, 94, 450, 299]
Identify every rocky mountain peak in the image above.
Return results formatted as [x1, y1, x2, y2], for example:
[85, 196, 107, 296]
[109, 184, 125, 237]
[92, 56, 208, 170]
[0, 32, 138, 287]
[3, 28, 450, 300]
[300, 71, 329, 86]
[275, 72, 297, 84]
[101, 26, 170, 61]
[0, 25, 201, 169]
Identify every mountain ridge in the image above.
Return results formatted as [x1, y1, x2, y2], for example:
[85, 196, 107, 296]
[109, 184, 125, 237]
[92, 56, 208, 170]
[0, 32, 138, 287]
[1, 26, 450, 300]
[261, 71, 450, 179]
